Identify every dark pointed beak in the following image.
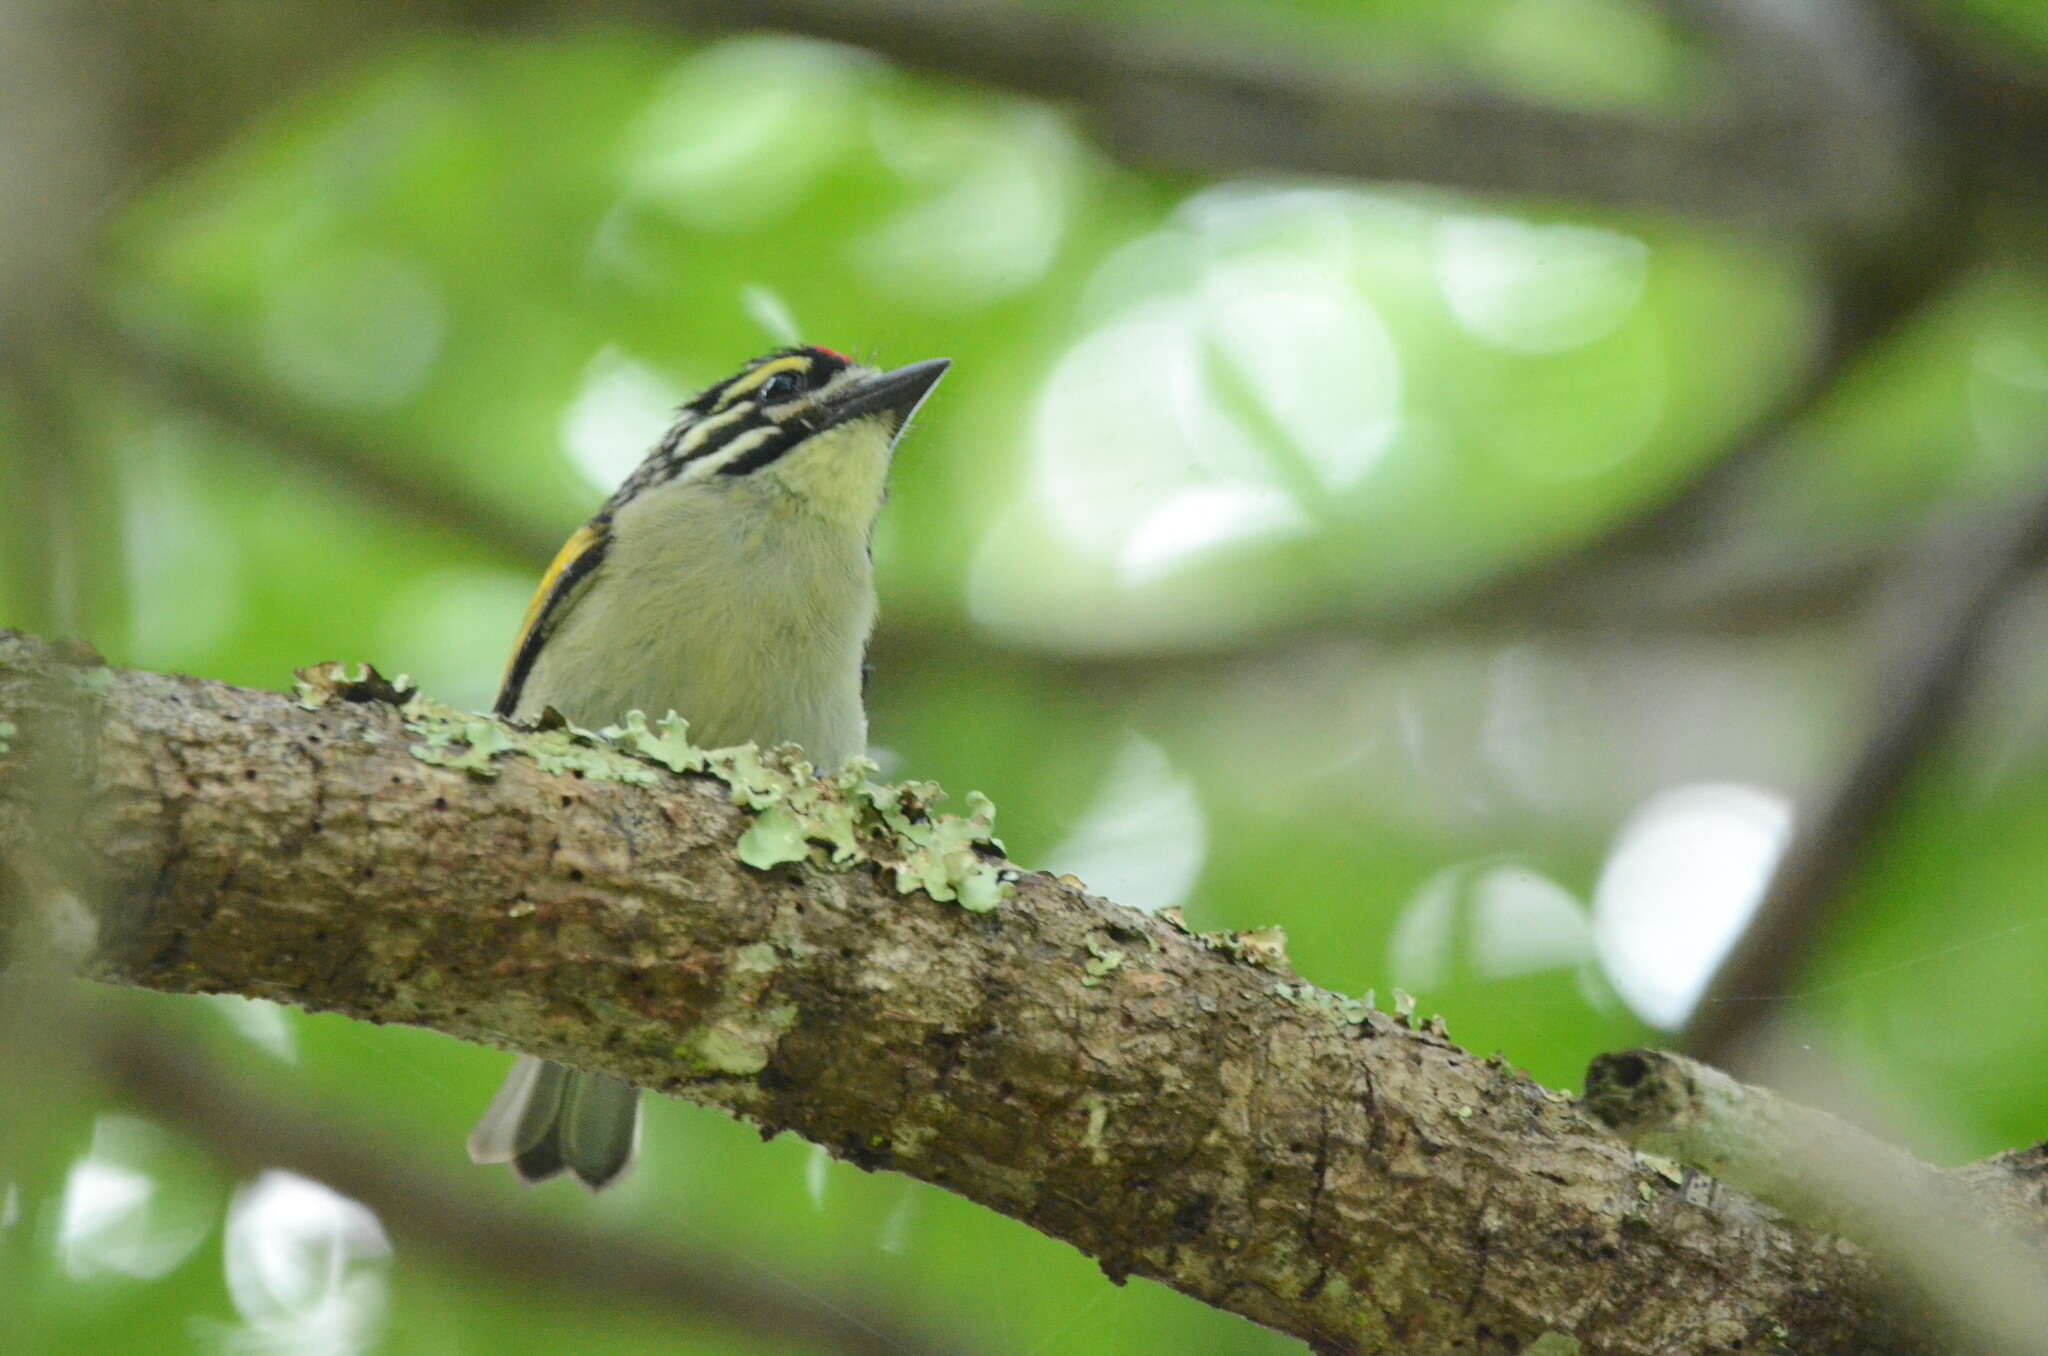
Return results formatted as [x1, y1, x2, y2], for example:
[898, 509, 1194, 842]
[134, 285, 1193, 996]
[817, 358, 950, 435]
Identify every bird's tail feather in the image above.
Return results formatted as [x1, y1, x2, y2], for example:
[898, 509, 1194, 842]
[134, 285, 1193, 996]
[468, 1055, 640, 1190]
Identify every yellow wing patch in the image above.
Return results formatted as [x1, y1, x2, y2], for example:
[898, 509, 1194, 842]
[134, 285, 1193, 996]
[716, 354, 808, 409]
[501, 523, 605, 693]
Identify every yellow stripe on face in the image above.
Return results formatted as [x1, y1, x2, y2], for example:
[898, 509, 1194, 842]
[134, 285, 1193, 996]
[715, 355, 808, 409]
[502, 522, 604, 686]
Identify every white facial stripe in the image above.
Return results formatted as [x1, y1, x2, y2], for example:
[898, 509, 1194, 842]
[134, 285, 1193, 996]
[678, 403, 749, 456]
[687, 424, 780, 478]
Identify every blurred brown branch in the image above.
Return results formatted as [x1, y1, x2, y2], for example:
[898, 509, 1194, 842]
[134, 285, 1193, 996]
[662, 0, 1931, 240]
[0, 631, 1968, 1354]
[92, 1018, 978, 1356]
[85, 313, 565, 570]
[1679, 474, 2048, 1066]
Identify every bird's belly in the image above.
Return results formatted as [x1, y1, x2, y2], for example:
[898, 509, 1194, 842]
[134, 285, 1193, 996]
[514, 551, 870, 767]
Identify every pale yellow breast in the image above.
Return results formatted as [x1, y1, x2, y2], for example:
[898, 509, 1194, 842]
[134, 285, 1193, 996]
[515, 476, 875, 769]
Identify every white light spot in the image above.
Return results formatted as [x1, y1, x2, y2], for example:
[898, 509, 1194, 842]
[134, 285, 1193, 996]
[741, 284, 803, 347]
[60, 1161, 161, 1279]
[260, 251, 444, 409]
[623, 38, 866, 231]
[1032, 300, 1279, 552]
[1, 1184, 18, 1230]
[852, 108, 1077, 308]
[805, 1144, 829, 1212]
[1388, 866, 1461, 990]
[1044, 733, 1206, 915]
[1469, 865, 1592, 979]
[57, 1116, 210, 1281]
[976, 184, 1435, 644]
[1389, 862, 1591, 988]
[1117, 483, 1312, 588]
[1969, 330, 2048, 471]
[1200, 259, 1401, 490]
[215, 1171, 390, 1356]
[1480, 645, 1558, 810]
[878, 1189, 917, 1256]
[208, 995, 297, 1064]
[1974, 330, 2048, 391]
[1435, 215, 1648, 354]
[1023, 193, 1406, 595]
[560, 347, 686, 495]
[1593, 783, 1793, 1029]
[1175, 182, 1402, 257]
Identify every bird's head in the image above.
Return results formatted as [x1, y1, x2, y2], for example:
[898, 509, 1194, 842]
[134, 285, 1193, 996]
[608, 347, 950, 532]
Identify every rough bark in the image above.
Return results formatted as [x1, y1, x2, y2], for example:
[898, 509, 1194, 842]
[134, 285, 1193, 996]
[0, 633, 1933, 1354]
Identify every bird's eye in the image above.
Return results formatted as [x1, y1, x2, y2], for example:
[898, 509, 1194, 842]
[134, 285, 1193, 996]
[759, 371, 803, 403]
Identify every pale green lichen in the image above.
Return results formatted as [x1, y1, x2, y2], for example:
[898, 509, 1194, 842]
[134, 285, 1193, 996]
[1525, 1335, 1582, 1356]
[602, 707, 698, 773]
[890, 1123, 938, 1160]
[0, 719, 13, 755]
[730, 942, 781, 975]
[410, 713, 516, 776]
[1158, 909, 1295, 972]
[1233, 925, 1289, 969]
[736, 801, 811, 868]
[1082, 1095, 1110, 1163]
[1380, 986, 1450, 1036]
[1081, 937, 1126, 987]
[682, 1008, 797, 1077]
[373, 681, 1015, 911]
[295, 660, 414, 711]
[294, 663, 347, 710]
[1271, 982, 1373, 1026]
[1638, 1151, 1686, 1187]
[714, 754, 1013, 911]
[401, 695, 655, 783]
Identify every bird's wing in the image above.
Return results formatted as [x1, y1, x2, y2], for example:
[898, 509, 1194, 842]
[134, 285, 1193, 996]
[494, 521, 610, 718]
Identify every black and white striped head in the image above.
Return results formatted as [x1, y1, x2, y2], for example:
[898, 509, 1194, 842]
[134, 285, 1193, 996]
[603, 347, 949, 526]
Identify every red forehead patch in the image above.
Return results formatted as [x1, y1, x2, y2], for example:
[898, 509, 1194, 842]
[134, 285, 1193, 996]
[811, 346, 851, 363]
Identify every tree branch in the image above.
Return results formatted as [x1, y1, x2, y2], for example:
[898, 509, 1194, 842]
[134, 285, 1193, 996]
[649, 0, 1929, 241]
[1679, 476, 2048, 1065]
[0, 632, 1956, 1353]
[1587, 1048, 2048, 1356]
[83, 312, 564, 571]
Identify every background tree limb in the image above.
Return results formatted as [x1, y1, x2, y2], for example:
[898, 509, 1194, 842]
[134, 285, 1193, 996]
[88, 1017, 977, 1356]
[1678, 472, 2048, 1065]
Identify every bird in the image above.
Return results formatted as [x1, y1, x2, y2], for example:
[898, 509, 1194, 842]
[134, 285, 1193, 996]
[465, 344, 950, 1189]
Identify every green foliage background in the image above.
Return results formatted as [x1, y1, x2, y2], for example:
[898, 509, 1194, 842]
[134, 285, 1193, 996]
[5, 2, 2048, 1352]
